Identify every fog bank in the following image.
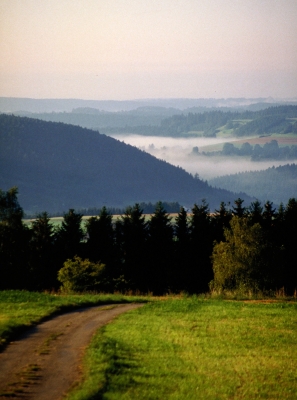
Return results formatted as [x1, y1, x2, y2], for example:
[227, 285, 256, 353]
[111, 134, 292, 180]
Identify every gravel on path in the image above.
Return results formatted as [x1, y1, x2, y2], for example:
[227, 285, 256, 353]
[0, 303, 143, 400]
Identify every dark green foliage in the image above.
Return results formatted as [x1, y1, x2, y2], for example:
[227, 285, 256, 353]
[29, 212, 56, 289]
[0, 187, 23, 228]
[211, 217, 277, 292]
[58, 256, 106, 292]
[55, 209, 84, 262]
[278, 199, 297, 293]
[85, 207, 114, 266]
[188, 201, 214, 292]
[212, 201, 232, 243]
[172, 207, 191, 291]
[147, 202, 174, 294]
[232, 198, 246, 217]
[117, 204, 148, 291]
[0, 188, 31, 289]
[174, 206, 189, 243]
[72, 201, 183, 219]
[248, 200, 263, 225]
[1, 187, 297, 294]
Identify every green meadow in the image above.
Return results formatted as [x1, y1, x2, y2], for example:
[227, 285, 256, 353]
[67, 297, 297, 400]
[0, 290, 148, 350]
[1, 292, 297, 399]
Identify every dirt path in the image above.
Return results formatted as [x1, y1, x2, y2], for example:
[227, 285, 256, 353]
[0, 303, 143, 400]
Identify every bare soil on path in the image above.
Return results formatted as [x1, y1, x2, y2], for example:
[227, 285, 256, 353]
[0, 303, 143, 400]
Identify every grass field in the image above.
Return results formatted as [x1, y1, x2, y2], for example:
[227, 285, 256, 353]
[1, 292, 297, 399]
[66, 297, 297, 400]
[0, 290, 148, 350]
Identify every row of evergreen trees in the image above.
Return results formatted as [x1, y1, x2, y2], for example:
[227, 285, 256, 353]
[1, 187, 296, 294]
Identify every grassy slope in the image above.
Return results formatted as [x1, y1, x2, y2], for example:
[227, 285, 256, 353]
[67, 297, 297, 400]
[0, 291, 148, 350]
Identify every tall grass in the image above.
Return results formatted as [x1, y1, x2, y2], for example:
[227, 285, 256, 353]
[67, 297, 297, 399]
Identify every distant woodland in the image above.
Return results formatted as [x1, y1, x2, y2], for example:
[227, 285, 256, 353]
[12, 105, 297, 137]
[199, 140, 297, 161]
[0, 114, 249, 214]
[1, 188, 296, 295]
[209, 164, 297, 206]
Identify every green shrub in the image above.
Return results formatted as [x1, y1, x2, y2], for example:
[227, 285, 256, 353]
[210, 216, 271, 293]
[58, 256, 106, 292]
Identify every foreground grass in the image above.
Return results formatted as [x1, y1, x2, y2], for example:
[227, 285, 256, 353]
[67, 297, 297, 400]
[0, 290, 149, 350]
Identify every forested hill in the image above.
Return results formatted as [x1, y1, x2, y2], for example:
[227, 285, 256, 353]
[209, 164, 297, 206]
[13, 105, 297, 138]
[0, 114, 249, 214]
[126, 105, 297, 137]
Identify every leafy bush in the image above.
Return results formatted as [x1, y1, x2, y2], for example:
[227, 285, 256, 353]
[210, 216, 271, 292]
[58, 256, 106, 292]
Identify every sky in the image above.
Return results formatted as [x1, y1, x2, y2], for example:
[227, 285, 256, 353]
[1, 0, 297, 100]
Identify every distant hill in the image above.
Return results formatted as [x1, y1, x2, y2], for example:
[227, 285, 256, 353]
[13, 104, 297, 138]
[0, 114, 251, 214]
[209, 164, 297, 206]
[0, 97, 286, 113]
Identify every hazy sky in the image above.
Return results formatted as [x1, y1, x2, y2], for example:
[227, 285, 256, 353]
[1, 0, 297, 100]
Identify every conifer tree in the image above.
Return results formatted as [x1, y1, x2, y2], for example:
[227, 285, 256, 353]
[85, 206, 114, 266]
[0, 187, 30, 289]
[232, 198, 245, 217]
[188, 200, 213, 293]
[120, 203, 148, 290]
[248, 200, 263, 225]
[173, 206, 191, 291]
[29, 212, 56, 289]
[212, 201, 232, 243]
[147, 202, 173, 294]
[55, 209, 83, 263]
[282, 198, 297, 293]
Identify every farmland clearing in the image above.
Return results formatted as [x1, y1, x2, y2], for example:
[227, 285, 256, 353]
[1, 292, 296, 399]
[66, 297, 297, 399]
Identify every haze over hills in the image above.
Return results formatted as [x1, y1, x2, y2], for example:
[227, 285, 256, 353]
[2, 97, 294, 114]
[4, 99, 297, 139]
[0, 114, 253, 215]
[209, 164, 297, 206]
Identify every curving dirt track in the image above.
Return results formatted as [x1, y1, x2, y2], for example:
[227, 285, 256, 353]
[0, 303, 143, 400]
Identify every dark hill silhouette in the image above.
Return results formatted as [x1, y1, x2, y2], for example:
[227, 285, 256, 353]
[0, 114, 251, 214]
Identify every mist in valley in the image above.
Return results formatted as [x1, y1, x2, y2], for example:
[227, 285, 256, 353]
[111, 134, 292, 181]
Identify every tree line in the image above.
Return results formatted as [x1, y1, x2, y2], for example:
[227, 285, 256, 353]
[1, 187, 296, 295]
[105, 105, 297, 137]
[25, 202, 183, 219]
[194, 140, 297, 161]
